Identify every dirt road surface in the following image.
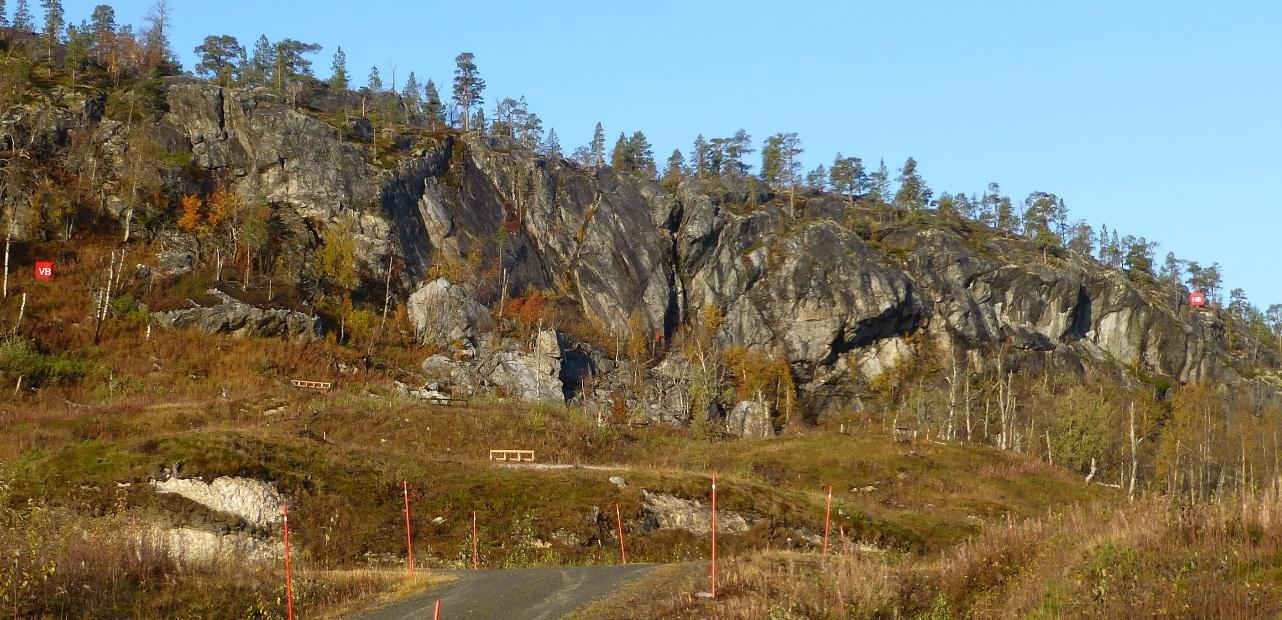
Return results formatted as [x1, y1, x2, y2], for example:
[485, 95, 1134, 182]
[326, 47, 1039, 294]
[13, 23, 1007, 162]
[356, 564, 657, 620]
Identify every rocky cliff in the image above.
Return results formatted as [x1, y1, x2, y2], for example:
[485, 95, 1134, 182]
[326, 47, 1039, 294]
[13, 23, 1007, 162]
[6, 82, 1273, 426]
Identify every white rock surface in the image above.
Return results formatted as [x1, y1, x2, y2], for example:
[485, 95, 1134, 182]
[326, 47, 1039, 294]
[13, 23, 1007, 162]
[151, 476, 285, 528]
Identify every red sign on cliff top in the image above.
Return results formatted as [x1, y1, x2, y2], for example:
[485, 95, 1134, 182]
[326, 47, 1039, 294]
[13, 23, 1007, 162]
[1189, 291, 1206, 308]
[34, 261, 54, 281]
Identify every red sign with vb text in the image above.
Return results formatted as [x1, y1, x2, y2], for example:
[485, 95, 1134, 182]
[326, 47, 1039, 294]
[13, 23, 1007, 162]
[34, 261, 54, 281]
[1189, 291, 1206, 308]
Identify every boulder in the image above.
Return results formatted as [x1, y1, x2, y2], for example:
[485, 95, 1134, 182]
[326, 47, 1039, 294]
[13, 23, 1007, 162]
[726, 400, 775, 438]
[407, 278, 494, 347]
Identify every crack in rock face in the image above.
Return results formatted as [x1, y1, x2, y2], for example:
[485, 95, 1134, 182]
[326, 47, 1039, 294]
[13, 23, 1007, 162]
[151, 476, 286, 528]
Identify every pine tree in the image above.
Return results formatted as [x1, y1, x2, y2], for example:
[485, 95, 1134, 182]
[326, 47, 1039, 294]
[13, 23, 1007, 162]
[366, 65, 382, 92]
[88, 4, 116, 62]
[805, 164, 827, 191]
[40, 0, 63, 60]
[63, 23, 91, 88]
[892, 157, 932, 211]
[828, 153, 864, 202]
[12, 0, 32, 32]
[272, 39, 321, 91]
[1160, 252, 1182, 288]
[423, 80, 445, 127]
[723, 129, 753, 175]
[452, 52, 485, 131]
[1021, 191, 1061, 246]
[329, 47, 349, 92]
[761, 133, 803, 217]
[0, 0, 8, 28]
[194, 35, 244, 85]
[590, 122, 606, 168]
[1067, 220, 1095, 256]
[996, 196, 1016, 233]
[979, 182, 1002, 227]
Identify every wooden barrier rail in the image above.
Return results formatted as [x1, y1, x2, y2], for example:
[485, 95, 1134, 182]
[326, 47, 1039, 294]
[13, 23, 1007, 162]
[489, 449, 536, 463]
[291, 380, 333, 391]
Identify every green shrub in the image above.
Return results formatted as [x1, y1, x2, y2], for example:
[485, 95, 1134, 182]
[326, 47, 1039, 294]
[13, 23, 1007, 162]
[0, 338, 89, 385]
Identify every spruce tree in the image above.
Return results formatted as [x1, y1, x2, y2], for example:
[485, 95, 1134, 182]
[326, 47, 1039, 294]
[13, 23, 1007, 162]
[627, 131, 655, 176]
[691, 134, 709, 177]
[662, 148, 686, 190]
[610, 133, 630, 170]
[542, 128, 561, 158]
[423, 79, 445, 127]
[402, 71, 420, 117]
[247, 35, 275, 88]
[866, 159, 890, 211]
[329, 47, 349, 91]
[452, 52, 485, 131]
[13, 0, 33, 32]
[367, 66, 382, 91]
[0, 0, 7, 28]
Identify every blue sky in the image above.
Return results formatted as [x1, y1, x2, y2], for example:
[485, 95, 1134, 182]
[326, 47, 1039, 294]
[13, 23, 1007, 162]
[60, 0, 1281, 306]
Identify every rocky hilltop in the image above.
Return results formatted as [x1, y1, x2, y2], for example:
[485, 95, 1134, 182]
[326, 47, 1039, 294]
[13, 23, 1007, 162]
[4, 82, 1273, 427]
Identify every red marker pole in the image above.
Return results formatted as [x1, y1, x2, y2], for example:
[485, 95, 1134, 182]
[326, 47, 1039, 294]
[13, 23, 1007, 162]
[403, 481, 415, 578]
[822, 484, 833, 556]
[433, 599, 441, 620]
[472, 511, 479, 570]
[282, 504, 295, 620]
[615, 502, 628, 564]
[710, 473, 718, 599]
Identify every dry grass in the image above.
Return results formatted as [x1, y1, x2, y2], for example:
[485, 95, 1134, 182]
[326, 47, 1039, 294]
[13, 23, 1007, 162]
[606, 494, 1282, 619]
[0, 506, 414, 619]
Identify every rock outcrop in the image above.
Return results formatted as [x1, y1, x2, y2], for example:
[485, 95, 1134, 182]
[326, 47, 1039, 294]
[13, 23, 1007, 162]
[152, 290, 321, 344]
[640, 490, 755, 535]
[151, 475, 286, 528]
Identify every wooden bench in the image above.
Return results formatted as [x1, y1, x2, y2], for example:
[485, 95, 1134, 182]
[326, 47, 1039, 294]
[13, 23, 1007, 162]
[489, 449, 536, 463]
[290, 380, 333, 391]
